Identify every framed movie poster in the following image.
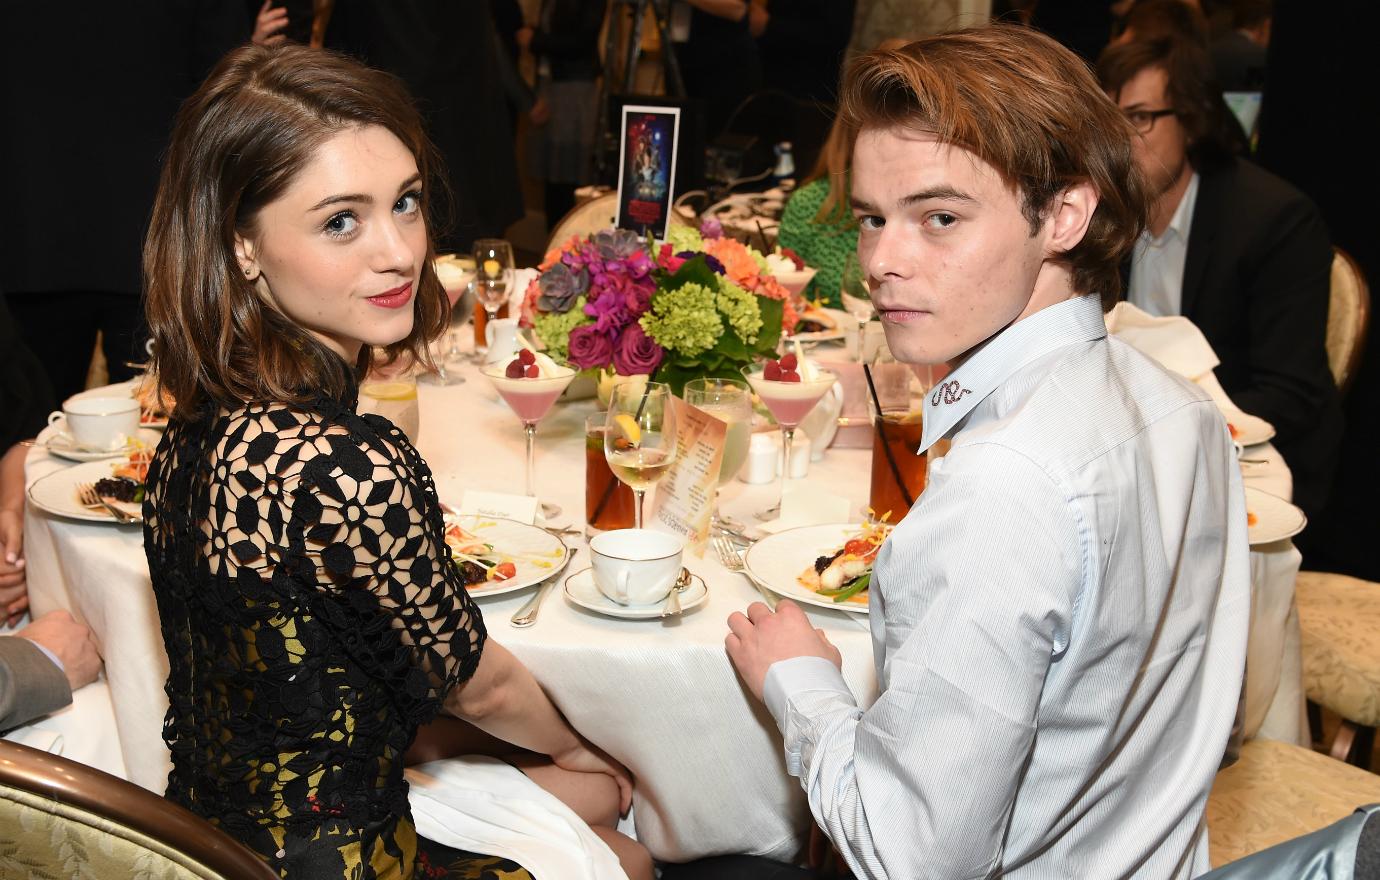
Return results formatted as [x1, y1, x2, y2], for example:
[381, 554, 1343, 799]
[615, 104, 681, 239]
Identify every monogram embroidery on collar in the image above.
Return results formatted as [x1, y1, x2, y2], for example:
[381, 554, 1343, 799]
[931, 380, 972, 406]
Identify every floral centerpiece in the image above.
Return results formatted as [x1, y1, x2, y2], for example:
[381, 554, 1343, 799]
[518, 221, 800, 395]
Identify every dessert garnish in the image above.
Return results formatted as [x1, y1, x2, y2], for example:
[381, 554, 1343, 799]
[504, 348, 539, 379]
[763, 352, 801, 382]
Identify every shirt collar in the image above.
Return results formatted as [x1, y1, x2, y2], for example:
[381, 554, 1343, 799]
[1143, 171, 1200, 248]
[918, 293, 1108, 453]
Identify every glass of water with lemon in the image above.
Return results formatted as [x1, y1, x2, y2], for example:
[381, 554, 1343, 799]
[359, 355, 420, 442]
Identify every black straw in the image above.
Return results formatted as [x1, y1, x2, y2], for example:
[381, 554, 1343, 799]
[754, 219, 772, 255]
[862, 364, 915, 509]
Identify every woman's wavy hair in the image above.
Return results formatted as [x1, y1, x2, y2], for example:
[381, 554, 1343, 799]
[836, 25, 1150, 307]
[144, 44, 449, 419]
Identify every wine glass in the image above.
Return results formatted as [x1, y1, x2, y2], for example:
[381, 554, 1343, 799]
[472, 239, 514, 363]
[742, 362, 836, 521]
[839, 252, 874, 362]
[683, 377, 752, 531]
[481, 355, 576, 519]
[604, 381, 679, 529]
[419, 275, 473, 386]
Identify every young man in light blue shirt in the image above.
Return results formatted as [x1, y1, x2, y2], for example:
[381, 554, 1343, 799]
[725, 25, 1251, 879]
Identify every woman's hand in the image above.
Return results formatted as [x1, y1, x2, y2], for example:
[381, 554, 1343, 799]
[553, 738, 633, 815]
[1, 508, 27, 626]
[252, 0, 290, 46]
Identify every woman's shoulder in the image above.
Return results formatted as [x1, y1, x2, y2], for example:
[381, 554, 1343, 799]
[211, 400, 416, 485]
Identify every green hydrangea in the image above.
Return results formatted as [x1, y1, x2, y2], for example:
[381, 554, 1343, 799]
[531, 296, 589, 360]
[640, 283, 722, 358]
[745, 244, 769, 275]
[664, 226, 703, 255]
[716, 279, 761, 344]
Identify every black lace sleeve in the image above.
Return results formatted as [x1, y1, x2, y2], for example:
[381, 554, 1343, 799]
[210, 405, 485, 716]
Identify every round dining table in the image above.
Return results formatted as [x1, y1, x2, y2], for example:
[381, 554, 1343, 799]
[20, 342, 1308, 864]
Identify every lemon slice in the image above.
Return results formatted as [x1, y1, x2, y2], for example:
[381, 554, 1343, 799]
[483, 258, 501, 278]
[360, 381, 417, 401]
[613, 413, 642, 446]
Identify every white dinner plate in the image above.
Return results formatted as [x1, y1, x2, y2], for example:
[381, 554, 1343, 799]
[1222, 408, 1275, 447]
[39, 424, 162, 463]
[787, 308, 850, 344]
[27, 460, 144, 524]
[1245, 487, 1306, 546]
[562, 567, 708, 619]
[742, 522, 873, 614]
[444, 514, 570, 598]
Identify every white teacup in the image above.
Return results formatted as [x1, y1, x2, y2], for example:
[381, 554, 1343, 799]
[590, 529, 684, 606]
[484, 317, 520, 365]
[49, 396, 140, 451]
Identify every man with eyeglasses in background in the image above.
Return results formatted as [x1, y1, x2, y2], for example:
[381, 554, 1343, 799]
[1098, 35, 1341, 528]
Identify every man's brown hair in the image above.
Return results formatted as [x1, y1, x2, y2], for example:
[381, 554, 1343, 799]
[836, 24, 1149, 306]
[143, 44, 448, 419]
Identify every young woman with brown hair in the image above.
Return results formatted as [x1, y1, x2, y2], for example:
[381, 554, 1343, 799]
[142, 43, 650, 880]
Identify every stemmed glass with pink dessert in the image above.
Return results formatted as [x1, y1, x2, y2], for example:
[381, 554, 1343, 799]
[482, 348, 575, 519]
[742, 353, 836, 520]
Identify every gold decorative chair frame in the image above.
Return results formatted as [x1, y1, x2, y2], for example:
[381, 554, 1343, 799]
[0, 739, 277, 879]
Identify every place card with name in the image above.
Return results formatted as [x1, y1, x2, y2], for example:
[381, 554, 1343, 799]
[653, 397, 725, 555]
[457, 490, 539, 525]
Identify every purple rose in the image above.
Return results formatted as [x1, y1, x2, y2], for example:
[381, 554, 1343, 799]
[536, 263, 587, 313]
[612, 323, 664, 375]
[678, 251, 726, 276]
[567, 324, 615, 370]
[699, 217, 724, 239]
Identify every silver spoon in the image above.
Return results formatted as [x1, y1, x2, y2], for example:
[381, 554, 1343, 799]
[661, 568, 692, 618]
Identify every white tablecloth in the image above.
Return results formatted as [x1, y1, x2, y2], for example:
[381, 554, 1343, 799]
[22, 363, 1305, 862]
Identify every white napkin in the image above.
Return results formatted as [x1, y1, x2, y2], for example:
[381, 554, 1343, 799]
[1104, 301, 1220, 381]
[759, 483, 851, 534]
[406, 755, 628, 880]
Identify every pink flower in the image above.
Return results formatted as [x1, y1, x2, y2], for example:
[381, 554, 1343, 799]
[657, 243, 686, 273]
[612, 323, 664, 375]
[567, 324, 615, 370]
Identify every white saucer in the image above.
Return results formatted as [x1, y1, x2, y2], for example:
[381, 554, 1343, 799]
[563, 567, 708, 619]
[40, 425, 162, 462]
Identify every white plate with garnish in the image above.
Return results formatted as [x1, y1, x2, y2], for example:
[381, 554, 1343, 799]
[27, 460, 144, 524]
[741, 522, 876, 614]
[1245, 487, 1306, 546]
[443, 514, 570, 597]
[38, 423, 162, 463]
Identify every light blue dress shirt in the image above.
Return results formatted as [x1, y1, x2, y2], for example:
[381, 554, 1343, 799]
[763, 294, 1251, 879]
[1128, 172, 1200, 318]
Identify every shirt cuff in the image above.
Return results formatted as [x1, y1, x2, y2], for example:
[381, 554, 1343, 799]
[763, 656, 854, 727]
[31, 642, 64, 674]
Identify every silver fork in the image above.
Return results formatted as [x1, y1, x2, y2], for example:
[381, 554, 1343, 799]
[76, 483, 139, 524]
[510, 549, 577, 627]
[712, 534, 777, 610]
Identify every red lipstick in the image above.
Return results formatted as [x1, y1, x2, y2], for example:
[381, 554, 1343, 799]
[367, 282, 413, 309]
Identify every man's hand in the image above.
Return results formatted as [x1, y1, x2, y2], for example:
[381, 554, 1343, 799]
[529, 96, 551, 126]
[1, 508, 26, 626]
[252, 0, 289, 46]
[725, 600, 841, 702]
[748, 5, 769, 38]
[18, 610, 102, 691]
[552, 737, 634, 815]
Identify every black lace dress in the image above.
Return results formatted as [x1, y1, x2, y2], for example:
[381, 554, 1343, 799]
[143, 385, 528, 880]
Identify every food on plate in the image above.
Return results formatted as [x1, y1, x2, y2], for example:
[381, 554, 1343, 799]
[444, 521, 518, 587]
[133, 374, 175, 424]
[1227, 422, 1240, 441]
[791, 307, 838, 336]
[1247, 511, 1258, 527]
[93, 448, 154, 503]
[798, 521, 893, 605]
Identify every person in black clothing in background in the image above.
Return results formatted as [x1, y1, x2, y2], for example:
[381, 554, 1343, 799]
[0, 1, 248, 403]
[749, 0, 855, 176]
[326, 0, 526, 253]
[673, 1, 764, 140]
[518, 0, 606, 231]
